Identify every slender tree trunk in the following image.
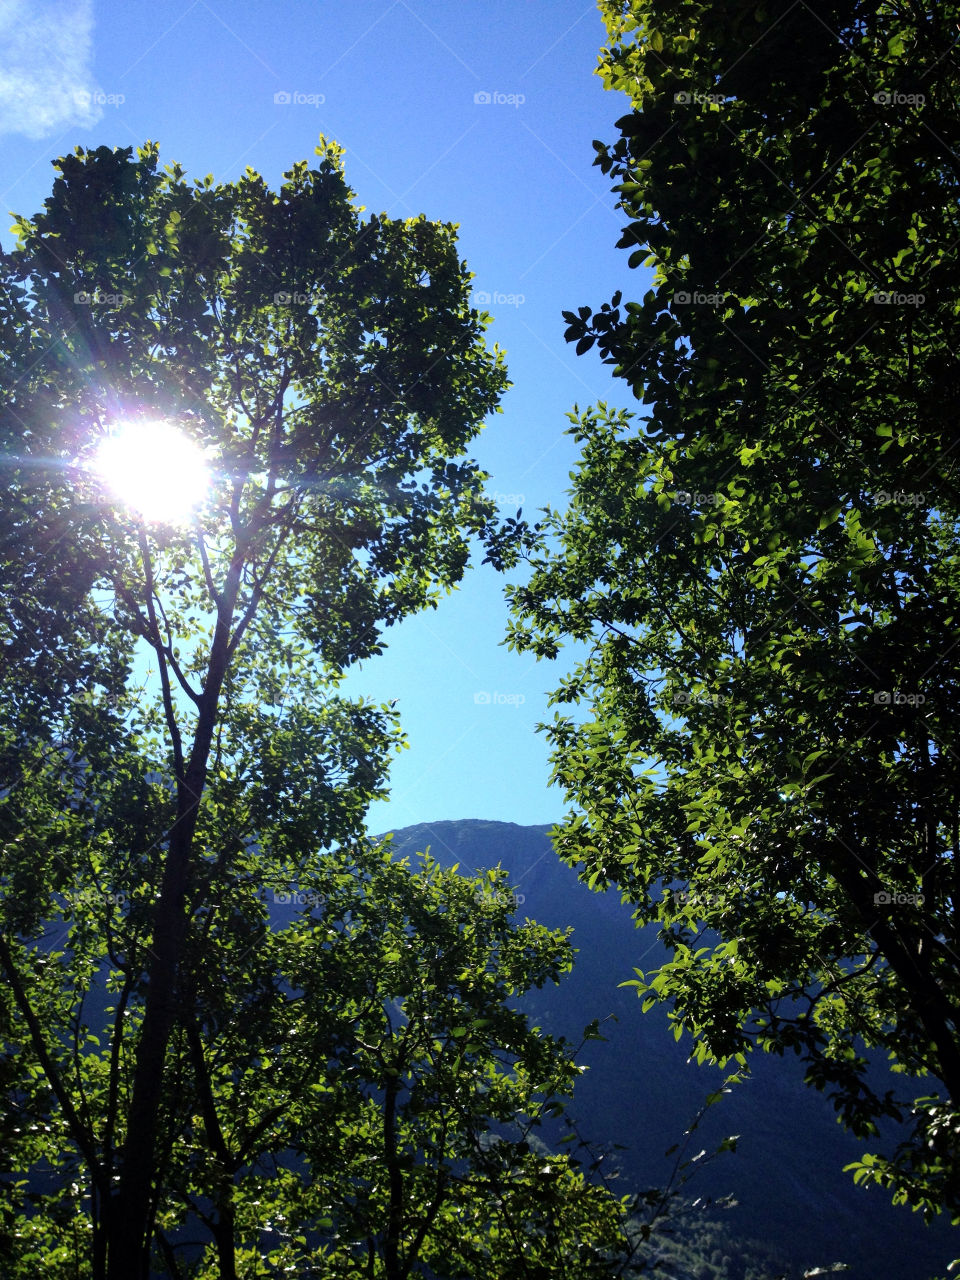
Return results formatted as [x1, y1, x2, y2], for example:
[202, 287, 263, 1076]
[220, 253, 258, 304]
[106, 827, 193, 1276]
[105, 536, 248, 1278]
[383, 1076, 404, 1280]
[106, 677, 232, 1275]
[186, 1017, 239, 1280]
[93, 1181, 110, 1280]
[212, 1194, 238, 1280]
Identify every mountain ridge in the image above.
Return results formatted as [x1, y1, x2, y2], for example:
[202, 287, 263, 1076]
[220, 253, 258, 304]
[383, 818, 960, 1280]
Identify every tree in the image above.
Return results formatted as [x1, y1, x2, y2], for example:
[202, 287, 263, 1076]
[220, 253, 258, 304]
[1, 791, 649, 1277]
[0, 137, 559, 1276]
[507, 0, 960, 1225]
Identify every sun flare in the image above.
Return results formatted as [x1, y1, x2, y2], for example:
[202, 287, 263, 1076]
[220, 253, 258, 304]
[94, 420, 210, 523]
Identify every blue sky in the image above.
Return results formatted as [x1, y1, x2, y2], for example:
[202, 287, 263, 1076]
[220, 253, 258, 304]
[1, 0, 642, 831]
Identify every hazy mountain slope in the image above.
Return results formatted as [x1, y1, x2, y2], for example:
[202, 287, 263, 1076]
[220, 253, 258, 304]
[384, 818, 960, 1280]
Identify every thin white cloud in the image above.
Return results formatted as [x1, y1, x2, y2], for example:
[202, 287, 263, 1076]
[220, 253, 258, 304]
[0, 0, 101, 139]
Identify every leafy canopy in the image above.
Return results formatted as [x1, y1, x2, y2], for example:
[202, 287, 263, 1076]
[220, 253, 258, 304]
[0, 139, 598, 1279]
[508, 0, 960, 1225]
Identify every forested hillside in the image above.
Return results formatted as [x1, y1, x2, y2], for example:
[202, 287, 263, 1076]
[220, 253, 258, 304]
[386, 820, 960, 1280]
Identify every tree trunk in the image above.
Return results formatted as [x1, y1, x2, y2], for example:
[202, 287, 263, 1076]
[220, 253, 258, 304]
[106, 705, 224, 1276]
[105, 820, 195, 1277]
[383, 1075, 404, 1280]
[106, 556, 244, 1277]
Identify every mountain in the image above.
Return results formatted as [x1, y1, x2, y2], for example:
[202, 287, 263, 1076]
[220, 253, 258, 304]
[384, 818, 960, 1280]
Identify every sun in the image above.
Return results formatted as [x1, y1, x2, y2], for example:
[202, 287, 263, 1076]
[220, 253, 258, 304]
[94, 420, 210, 523]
